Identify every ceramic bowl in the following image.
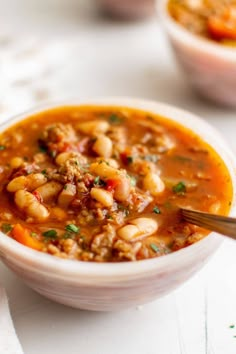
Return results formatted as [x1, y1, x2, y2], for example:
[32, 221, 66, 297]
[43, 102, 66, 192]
[0, 97, 235, 311]
[158, 0, 236, 107]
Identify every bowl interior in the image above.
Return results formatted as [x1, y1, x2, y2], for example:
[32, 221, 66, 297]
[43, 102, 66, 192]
[158, 0, 236, 61]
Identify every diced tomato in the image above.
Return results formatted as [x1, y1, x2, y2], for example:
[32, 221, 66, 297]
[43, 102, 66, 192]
[106, 178, 120, 192]
[120, 152, 128, 165]
[12, 224, 43, 251]
[208, 7, 236, 40]
[60, 142, 73, 152]
[32, 190, 43, 203]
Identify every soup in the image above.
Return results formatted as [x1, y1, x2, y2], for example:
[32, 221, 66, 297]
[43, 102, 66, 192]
[168, 0, 236, 46]
[0, 106, 232, 262]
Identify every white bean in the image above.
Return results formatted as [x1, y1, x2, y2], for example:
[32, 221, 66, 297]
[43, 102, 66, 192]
[55, 152, 78, 166]
[76, 121, 109, 135]
[7, 173, 47, 193]
[92, 135, 113, 158]
[96, 158, 119, 169]
[90, 162, 131, 202]
[130, 217, 158, 234]
[113, 176, 131, 202]
[14, 190, 49, 221]
[117, 224, 140, 242]
[35, 181, 62, 202]
[143, 172, 165, 196]
[209, 201, 221, 214]
[90, 161, 119, 179]
[58, 183, 76, 208]
[90, 188, 113, 207]
[118, 217, 158, 242]
[10, 157, 24, 169]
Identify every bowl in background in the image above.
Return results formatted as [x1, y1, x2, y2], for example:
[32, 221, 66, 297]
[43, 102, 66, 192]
[0, 97, 235, 311]
[158, 0, 236, 107]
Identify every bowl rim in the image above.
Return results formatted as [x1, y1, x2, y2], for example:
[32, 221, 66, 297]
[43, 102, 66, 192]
[157, 0, 236, 61]
[0, 96, 235, 280]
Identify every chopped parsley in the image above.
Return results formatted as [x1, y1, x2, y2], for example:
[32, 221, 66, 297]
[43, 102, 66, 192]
[94, 176, 106, 187]
[229, 325, 235, 329]
[153, 206, 161, 214]
[1, 223, 12, 233]
[127, 156, 134, 164]
[117, 204, 130, 216]
[0, 145, 6, 151]
[150, 243, 159, 253]
[65, 224, 80, 233]
[41, 169, 47, 176]
[63, 185, 68, 190]
[50, 150, 57, 158]
[39, 146, 47, 153]
[173, 181, 186, 194]
[94, 176, 100, 185]
[109, 114, 123, 125]
[42, 229, 57, 238]
[106, 214, 114, 220]
[31, 232, 38, 238]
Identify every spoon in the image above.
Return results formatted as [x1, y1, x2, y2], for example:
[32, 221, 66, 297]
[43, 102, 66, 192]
[180, 208, 236, 240]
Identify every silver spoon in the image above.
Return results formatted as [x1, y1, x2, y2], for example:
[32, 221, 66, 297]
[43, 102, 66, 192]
[180, 208, 236, 240]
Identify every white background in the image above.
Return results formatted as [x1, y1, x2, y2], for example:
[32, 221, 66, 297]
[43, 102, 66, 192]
[0, 1, 236, 353]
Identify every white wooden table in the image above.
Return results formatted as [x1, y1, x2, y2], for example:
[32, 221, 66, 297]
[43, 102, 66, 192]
[0, 1, 236, 353]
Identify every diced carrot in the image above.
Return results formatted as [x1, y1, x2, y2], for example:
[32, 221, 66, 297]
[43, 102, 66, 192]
[12, 224, 43, 251]
[208, 7, 236, 41]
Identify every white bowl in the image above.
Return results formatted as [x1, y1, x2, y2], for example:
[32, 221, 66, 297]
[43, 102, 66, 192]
[0, 97, 235, 311]
[158, 0, 236, 107]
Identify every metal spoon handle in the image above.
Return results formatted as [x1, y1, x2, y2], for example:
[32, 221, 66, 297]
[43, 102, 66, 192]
[180, 208, 236, 241]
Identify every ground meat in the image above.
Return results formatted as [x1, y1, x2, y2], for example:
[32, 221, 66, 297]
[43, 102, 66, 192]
[113, 239, 142, 261]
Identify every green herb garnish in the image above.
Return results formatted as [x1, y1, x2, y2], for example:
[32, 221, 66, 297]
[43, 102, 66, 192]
[109, 114, 123, 125]
[42, 229, 57, 238]
[94, 176, 106, 187]
[31, 232, 38, 238]
[0, 145, 6, 151]
[129, 176, 137, 187]
[117, 204, 130, 216]
[153, 206, 161, 214]
[65, 224, 80, 233]
[41, 169, 47, 175]
[39, 146, 47, 153]
[50, 150, 57, 158]
[150, 243, 159, 253]
[106, 214, 114, 220]
[127, 156, 134, 164]
[229, 325, 235, 329]
[173, 181, 186, 194]
[94, 176, 100, 185]
[1, 223, 12, 233]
